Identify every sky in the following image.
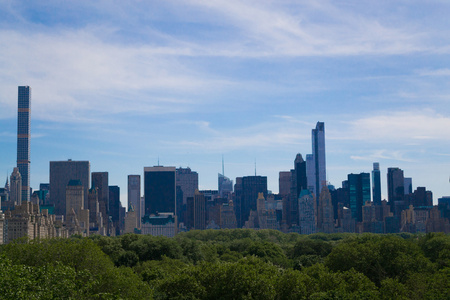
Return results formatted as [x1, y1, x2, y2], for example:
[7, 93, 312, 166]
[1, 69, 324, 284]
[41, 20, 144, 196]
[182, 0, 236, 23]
[1, 0, 450, 207]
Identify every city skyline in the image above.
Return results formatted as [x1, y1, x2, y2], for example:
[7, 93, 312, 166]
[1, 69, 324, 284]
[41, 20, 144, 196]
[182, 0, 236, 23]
[1, 1, 450, 205]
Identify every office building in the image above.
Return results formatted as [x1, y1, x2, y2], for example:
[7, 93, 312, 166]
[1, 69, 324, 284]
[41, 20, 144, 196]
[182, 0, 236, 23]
[387, 167, 406, 216]
[404, 178, 413, 195]
[9, 167, 22, 206]
[317, 185, 334, 233]
[92, 172, 109, 226]
[109, 185, 121, 235]
[187, 190, 206, 230]
[88, 187, 104, 235]
[348, 173, 371, 222]
[176, 167, 198, 224]
[65, 180, 84, 217]
[298, 189, 316, 234]
[312, 122, 326, 198]
[306, 154, 315, 195]
[49, 160, 90, 216]
[124, 205, 138, 234]
[17, 86, 31, 202]
[289, 154, 307, 226]
[128, 175, 141, 228]
[144, 166, 176, 217]
[65, 180, 89, 236]
[372, 163, 382, 205]
[411, 187, 433, 207]
[234, 175, 267, 228]
[218, 173, 233, 198]
[278, 171, 291, 197]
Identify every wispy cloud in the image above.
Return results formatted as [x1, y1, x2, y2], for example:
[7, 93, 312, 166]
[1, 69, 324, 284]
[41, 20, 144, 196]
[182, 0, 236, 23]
[182, 0, 430, 57]
[341, 110, 450, 142]
[350, 150, 415, 163]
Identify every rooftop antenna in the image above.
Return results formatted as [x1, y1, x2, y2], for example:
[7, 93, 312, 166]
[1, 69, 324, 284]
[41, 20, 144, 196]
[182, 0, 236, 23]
[158, 156, 160, 166]
[254, 159, 257, 176]
[222, 155, 225, 176]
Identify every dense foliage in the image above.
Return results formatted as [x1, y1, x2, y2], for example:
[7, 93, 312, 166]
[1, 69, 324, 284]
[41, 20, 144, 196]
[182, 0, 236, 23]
[0, 230, 449, 299]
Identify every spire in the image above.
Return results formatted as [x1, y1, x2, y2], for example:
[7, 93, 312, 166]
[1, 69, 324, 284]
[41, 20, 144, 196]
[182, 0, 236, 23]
[222, 155, 225, 176]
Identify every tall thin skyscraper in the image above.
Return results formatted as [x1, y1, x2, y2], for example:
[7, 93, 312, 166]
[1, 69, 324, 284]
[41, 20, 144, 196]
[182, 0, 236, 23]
[306, 154, 315, 194]
[128, 175, 141, 227]
[372, 163, 382, 205]
[92, 172, 109, 227]
[17, 86, 31, 202]
[289, 154, 307, 225]
[312, 122, 326, 198]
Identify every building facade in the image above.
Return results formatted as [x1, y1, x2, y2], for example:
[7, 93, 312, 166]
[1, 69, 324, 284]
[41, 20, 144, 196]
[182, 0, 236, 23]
[372, 162, 382, 205]
[127, 175, 141, 228]
[144, 166, 176, 216]
[49, 160, 90, 216]
[17, 86, 31, 202]
[348, 173, 371, 222]
[312, 122, 326, 199]
[92, 172, 109, 227]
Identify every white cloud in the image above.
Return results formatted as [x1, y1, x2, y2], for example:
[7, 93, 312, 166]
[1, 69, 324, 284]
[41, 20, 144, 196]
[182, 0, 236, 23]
[182, 0, 429, 57]
[417, 68, 450, 77]
[342, 110, 450, 142]
[0, 28, 230, 121]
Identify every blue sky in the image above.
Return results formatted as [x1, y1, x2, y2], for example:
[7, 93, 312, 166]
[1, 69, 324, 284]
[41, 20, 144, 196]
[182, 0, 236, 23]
[1, 0, 450, 206]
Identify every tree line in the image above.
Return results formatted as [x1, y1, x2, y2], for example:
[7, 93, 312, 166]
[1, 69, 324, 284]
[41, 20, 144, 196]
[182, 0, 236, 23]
[0, 230, 449, 299]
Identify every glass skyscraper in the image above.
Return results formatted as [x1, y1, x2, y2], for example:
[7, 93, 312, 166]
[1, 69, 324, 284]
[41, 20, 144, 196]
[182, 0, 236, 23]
[17, 86, 31, 202]
[144, 166, 176, 216]
[348, 172, 371, 222]
[372, 162, 382, 205]
[312, 122, 326, 199]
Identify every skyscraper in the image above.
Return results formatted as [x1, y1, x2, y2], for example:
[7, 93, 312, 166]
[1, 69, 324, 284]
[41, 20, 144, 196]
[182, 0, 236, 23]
[17, 86, 31, 202]
[127, 175, 141, 228]
[144, 166, 176, 216]
[289, 154, 307, 225]
[387, 168, 406, 217]
[372, 163, 382, 205]
[49, 160, 90, 216]
[218, 173, 233, 198]
[92, 172, 109, 227]
[176, 167, 198, 224]
[306, 154, 315, 194]
[9, 167, 22, 206]
[278, 171, 291, 197]
[234, 175, 267, 227]
[312, 122, 326, 198]
[109, 185, 121, 235]
[348, 173, 371, 222]
[186, 190, 206, 230]
[298, 189, 316, 234]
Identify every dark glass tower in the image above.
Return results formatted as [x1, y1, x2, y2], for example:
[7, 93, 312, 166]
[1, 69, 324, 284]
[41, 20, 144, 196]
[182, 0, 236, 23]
[234, 175, 267, 227]
[312, 122, 326, 198]
[387, 168, 404, 204]
[144, 166, 176, 216]
[17, 86, 31, 202]
[348, 173, 371, 222]
[289, 154, 307, 225]
[372, 163, 382, 205]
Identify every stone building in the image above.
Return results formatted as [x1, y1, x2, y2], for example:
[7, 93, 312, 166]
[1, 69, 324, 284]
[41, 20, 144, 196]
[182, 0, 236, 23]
[5, 201, 67, 243]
